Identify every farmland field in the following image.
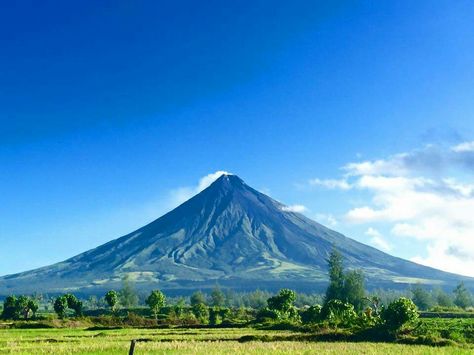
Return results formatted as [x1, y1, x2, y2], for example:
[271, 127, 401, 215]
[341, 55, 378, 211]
[0, 326, 472, 355]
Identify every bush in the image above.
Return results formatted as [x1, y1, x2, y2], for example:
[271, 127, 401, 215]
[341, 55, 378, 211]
[320, 299, 357, 327]
[382, 297, 418, 331]
[191, 303, 209, 324]
[256, 307, 281, 322]
[300, 305, 322, 324]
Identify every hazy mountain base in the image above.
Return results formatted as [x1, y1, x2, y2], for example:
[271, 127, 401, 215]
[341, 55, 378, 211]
[1, 175, 472, 295]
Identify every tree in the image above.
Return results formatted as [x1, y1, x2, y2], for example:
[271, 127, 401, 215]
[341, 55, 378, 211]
[434, 288, 454, 308]
[211, 286, 225, 307]
[2, 296, 20, 319]
[382, 297, 418, 331]
[54, 296, 68, 318]
[1, 295, 38, 320]
[64, 294, 83, 316]
[27, 299, 39, 319]
[190, 291, 206, 306]
[173, 298, 186, 318]
[192, 302, 209, 324]
[325, 249, 344, 304]
[119, 275, 139, 308]
[146, 290, 166, 319]
[105, 290, 119, 313]
[342, 270, 366, 311]
[324, 248, 366, 311]
[453, 282, 472, 309]
[411, 285, 433, 311]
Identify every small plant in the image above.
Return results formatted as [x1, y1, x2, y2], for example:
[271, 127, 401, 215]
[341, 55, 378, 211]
[382, 297, 418, 331]
[320, 299, 357, 327]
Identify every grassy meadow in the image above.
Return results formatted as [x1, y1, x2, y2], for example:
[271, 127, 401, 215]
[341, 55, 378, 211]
[1, 321, 473, 355]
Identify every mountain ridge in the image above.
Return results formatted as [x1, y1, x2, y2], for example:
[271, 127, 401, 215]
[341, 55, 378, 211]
[1, 174, 472, 295]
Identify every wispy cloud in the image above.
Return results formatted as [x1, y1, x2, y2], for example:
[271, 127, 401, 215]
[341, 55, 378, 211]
[307, 143, 474, 276]
[452, 141, 474, 153]
[365, 227, 392, 252]
[308, 178, 352, 190]
[281, 204, 307, 213]
[315, 213, 338, 227]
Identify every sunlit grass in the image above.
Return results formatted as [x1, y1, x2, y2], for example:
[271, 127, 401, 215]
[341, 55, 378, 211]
[1, 327, 472, 354]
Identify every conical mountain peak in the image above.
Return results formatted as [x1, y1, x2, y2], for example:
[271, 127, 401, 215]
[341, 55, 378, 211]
[209, 173, 245, 190]
[1, 174, 471, 295]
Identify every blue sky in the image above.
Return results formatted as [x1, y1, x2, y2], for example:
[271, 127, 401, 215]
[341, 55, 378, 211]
[1, 1, 474, 276]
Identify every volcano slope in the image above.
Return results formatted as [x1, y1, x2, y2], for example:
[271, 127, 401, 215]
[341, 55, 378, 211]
[1, 174, 471, 295]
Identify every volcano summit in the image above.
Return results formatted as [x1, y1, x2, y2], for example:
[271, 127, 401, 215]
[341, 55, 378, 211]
[0, 174, 471, 295]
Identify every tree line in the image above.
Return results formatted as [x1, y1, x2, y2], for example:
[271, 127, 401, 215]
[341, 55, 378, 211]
[1, 249, 473, 325]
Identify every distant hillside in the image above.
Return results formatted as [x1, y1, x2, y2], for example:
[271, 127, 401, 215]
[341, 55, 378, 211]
[1, 174, 472, 295]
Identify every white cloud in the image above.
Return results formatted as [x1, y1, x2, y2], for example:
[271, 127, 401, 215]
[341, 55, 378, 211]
[452, 141, 474, 153]
[281, 204, 307, 213]
[308, 178, 352, 190]
[365, 227, 392, 252]
[315, 213, 338, 227]
[169, 170, 231, 206]
[309, 143, 474, 276]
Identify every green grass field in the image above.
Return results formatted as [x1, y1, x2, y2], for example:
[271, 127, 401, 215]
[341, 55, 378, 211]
[0, 326, 472, 354]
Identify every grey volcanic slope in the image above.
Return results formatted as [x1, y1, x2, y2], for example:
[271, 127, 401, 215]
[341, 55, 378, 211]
[0, 174, 471, 294]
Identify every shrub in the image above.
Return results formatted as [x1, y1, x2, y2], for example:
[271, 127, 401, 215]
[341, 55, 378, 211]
[300, 305, 322, 324]
[265, 289, 300, 322]
[320, 299, 357, 327]
[191, 303, 209, 324]
[382, 297, 418, 331]
[256, 307, 281, 322]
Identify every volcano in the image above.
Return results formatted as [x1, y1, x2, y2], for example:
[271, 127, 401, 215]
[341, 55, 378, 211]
[0, 174, 471, 295]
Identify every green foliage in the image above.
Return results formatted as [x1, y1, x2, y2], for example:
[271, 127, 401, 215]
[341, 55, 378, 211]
[53, 296, 68, 318]
[27, 299, 39, 318]
[256, 307, 281, 322]
[411, 285, 434, 311]
[211, 286, 225, 307]
[300, 304, 322, 324]
[65, 294, 83, 316]
[118, 276, 139, 308]
[104, 290, 118, 312]
[209, 307, 231, 325]
[190, 291, 207, 306]
[266, 289, 299, 322]
[325, 249, 345, 302]
[320, 299, 357, 327]
[324, 249, 366, 311]
[2, 295, 39, 320]
[453, 282, 472, 309]
[382, 297, 419, 331]
[434, 288, 454, 308]
[267, 289, 296, 314]
[343, 270, 366, 311]
[192, 302, 209, 324]
[53, 294, 82, 318]
[173, 298, 186, 318]
[146, 290, 166, 318]
[2, 296, 20, 319]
